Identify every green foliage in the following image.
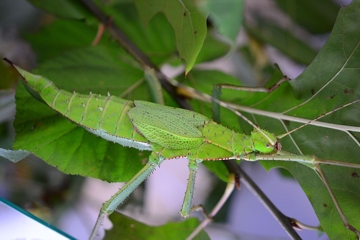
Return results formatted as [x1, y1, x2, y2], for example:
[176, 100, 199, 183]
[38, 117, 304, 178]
[134, 0, 207, 73]
[2, 0, 360, 239]
[106, 214, 209, 240]
[198, 0, 244, 44]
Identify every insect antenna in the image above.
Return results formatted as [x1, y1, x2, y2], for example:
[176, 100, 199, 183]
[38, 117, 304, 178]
[277, 99, 360, 139]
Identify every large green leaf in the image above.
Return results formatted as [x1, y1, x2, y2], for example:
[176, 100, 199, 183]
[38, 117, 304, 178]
[102, 2, 178, 66]
[25, 20, 101, 63]
[134, 0, 207, 73]
[221, 2, 360, 238]
[26, 2, 177, 67]
[28, 1, 225, 71]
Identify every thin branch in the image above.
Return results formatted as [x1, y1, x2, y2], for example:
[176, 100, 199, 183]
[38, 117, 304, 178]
[224, 161, 301, 240]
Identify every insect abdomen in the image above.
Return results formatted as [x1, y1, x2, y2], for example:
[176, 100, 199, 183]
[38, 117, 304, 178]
[20, 69, 148, 146]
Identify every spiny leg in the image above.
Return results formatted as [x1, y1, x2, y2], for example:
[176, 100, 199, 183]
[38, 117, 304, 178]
[175, 74, 289, 102]
[186, 173, 236, 240]
[216, 75, 290, 93]
[179, 158, 203, 218]
[143, 66, 165, 105]
[89, 153, 164, 240]
[252, 150, 360, 170]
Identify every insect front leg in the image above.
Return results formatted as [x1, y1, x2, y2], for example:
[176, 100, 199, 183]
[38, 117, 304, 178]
[89, 153, 164, 240]
[186, 173, 236, 240]
[179, 158, 202, 218]
[216, 75, 290, 93]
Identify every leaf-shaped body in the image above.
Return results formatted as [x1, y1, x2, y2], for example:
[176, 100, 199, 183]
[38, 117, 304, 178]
[128, 100, 209, 149]
[14, 66, 150, 150]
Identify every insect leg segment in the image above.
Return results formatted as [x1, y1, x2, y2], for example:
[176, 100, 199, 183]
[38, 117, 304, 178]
[143, 67, 165, 105]
[248, 152, 317, 168]
[187, 173, 236, 239]
[179, 158, 203, 218]
[90, 152, 164, 240]
[216, 75, 290, 93]
[104, 152, 164, 213]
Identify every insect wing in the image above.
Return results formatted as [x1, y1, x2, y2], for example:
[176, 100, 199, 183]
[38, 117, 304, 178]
[133, 100, 209, 126]
[128, 101, 208, 149]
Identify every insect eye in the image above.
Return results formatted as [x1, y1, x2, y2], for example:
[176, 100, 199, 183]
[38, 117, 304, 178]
[266, 144, 270, 148]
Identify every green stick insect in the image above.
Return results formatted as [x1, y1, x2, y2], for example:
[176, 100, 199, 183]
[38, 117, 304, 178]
[5, 59, 360, 239]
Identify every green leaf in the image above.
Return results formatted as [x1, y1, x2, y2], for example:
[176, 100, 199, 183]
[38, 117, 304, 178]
[134, 0, 207, 73]
[28, 1, 178, 67]
[13, 46, 150, 182]
[198, 0, 244, 44]
[25, 20, 100, 62]
[230, 1, 360, 238]
[195, 33, 230, 64]
[104, 2, 177, 66]
[275, 0, 339, 34]
[27, 1, 223, 71]
[106, 213, 210, 240]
